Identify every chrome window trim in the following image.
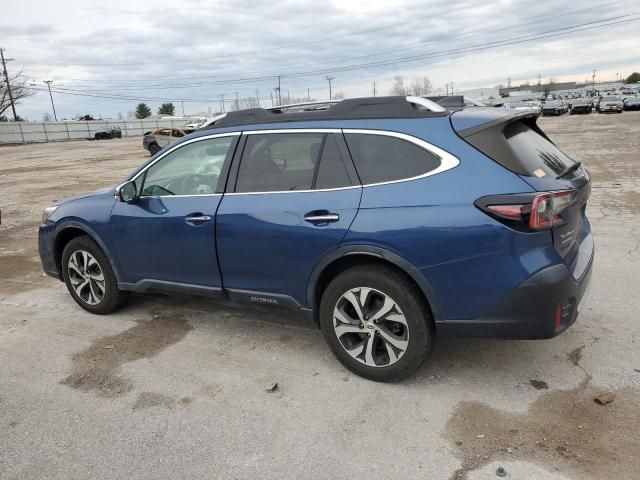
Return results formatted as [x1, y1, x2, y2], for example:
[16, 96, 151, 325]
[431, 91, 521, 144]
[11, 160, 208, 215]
[226, 185, 360, 196]
[244, 128, 341, 135]
[139, 193, 223, 199]
[342, 128, 460, 188]
[228, 128, 460, 195]
[115, 132, 240, 197]
[116, 128, 460, 197]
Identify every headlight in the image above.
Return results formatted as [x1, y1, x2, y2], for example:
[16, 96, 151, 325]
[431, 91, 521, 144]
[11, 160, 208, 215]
[42, 206, 59, 223]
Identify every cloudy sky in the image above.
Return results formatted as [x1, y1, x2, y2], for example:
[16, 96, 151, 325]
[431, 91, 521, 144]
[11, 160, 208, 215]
[3, 0, 639, 120]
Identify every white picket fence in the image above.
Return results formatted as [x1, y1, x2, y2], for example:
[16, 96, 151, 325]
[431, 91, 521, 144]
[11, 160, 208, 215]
[0, 119, 186, 144]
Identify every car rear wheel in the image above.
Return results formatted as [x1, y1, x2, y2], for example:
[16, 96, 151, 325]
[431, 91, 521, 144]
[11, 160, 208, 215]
[62, 236, 128, 314]
[319, 264, 433, 382]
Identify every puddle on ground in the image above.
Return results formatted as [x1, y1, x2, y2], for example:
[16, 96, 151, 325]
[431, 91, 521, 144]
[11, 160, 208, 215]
[446, 385, 640, 479]
[61, 309, 192, 397]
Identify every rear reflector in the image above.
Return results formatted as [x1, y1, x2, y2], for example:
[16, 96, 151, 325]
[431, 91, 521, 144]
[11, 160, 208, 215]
[554, 304, 562, 328]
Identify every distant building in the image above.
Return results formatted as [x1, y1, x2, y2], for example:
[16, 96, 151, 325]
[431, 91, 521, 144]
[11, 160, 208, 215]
[456, 87, 500, 104]
[499, 81, 577, 97]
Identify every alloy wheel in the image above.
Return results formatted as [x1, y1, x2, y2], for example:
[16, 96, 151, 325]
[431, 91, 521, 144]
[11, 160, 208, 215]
[67, 250, 106, 305]
[332, 287, 409, 367]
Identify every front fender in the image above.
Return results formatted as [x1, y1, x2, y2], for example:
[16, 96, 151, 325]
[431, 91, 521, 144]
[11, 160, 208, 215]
[52, 219, 122, 282]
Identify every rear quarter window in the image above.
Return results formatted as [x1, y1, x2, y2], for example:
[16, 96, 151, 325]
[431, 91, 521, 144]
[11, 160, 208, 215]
[464, 120, 579, 178]
[344, 133, 441, 185]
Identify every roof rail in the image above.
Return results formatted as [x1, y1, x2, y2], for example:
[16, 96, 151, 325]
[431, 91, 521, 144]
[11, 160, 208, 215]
[203, 96, 451, 129]
[406, 96, 447, 112]
[266, 100, 341, 112]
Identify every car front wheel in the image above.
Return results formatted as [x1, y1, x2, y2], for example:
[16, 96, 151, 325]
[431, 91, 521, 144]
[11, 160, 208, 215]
[62, 236, 128, 314]
[319, 264, 433, 382]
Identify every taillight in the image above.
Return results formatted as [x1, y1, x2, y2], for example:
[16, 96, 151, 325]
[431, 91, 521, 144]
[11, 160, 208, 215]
[478, 190, 577, 231]
[529, 190, 575, 230]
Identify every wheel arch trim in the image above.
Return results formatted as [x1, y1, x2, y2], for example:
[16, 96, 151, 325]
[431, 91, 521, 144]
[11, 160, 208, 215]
[306, 245, 442, 321]
[53, 220, 122, 282]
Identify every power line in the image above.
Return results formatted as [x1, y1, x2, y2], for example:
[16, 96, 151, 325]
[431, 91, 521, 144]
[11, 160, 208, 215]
[19, 5, 632, 89]
[21, 15, 640, 105]
[30, 13, 640, 95]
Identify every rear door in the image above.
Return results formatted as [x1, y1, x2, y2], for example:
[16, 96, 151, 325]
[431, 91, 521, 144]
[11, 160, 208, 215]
[216, 129, 361, 307]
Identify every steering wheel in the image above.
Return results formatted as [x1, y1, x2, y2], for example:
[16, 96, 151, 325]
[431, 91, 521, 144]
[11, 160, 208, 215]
[181, 174, 211, 195]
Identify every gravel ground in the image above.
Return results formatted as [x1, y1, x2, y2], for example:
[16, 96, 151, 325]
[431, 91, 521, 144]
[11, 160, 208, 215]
[1, 112, 639, 480]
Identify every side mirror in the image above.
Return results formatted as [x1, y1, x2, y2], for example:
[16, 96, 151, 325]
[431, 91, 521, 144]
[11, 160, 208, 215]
[117, 181, 138, 203]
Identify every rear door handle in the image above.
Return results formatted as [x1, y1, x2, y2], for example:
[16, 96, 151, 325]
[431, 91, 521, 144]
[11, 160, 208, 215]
[185, 214, 212, 224]
[304, 211, 340, 224]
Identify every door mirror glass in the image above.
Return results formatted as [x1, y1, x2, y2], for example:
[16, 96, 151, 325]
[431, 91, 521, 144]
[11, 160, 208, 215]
[118, 181, 137, 202]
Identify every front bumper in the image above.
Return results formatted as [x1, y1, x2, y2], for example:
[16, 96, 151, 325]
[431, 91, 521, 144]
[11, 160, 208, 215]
[437, 236, 593, 339]
[38, 222, 62, 279]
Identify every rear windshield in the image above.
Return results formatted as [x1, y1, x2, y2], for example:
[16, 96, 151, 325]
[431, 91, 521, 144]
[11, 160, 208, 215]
[464, 120, 579, 178]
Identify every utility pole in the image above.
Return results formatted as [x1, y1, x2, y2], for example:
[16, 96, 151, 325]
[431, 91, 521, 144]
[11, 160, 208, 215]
[325, 75, 335, 100]
[450, 81, 454, 95]
[372, 81, 377, 97]
[234, 91, 239, 111]
[307, 88, 310, 101]
[181, 101, 185, 116]
[1, 48, 18, 120]
[255, 89, 259, 108]
[276, 75, 281, 105]
[592, 69, 596, 91]
[220, 94, 225, 113]
[43, 80, 58, 121]
[537, 74, 541, 93]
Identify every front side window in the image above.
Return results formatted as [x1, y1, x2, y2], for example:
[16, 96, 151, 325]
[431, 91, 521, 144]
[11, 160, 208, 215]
[235, 133, 325, 193]
[141, 136, 234, 196]
[344, 133, 441, 185]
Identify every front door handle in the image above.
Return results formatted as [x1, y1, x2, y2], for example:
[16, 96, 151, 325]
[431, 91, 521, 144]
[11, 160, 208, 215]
[304, 211, 340, 224]
[185, 214, 212, 224]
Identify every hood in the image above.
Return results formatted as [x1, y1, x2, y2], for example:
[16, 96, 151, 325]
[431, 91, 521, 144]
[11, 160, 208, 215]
[55, 185, 115, 206]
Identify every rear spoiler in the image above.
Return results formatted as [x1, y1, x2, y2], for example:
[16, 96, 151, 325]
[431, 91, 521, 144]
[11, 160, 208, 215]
[456, 110, 541, 138]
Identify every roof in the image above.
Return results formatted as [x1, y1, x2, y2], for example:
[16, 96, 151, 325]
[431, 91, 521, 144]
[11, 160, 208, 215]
[203, 96, 464, 129]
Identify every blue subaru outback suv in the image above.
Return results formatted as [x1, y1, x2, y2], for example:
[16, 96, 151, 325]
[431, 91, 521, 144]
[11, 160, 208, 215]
[39, 96, 593, 381]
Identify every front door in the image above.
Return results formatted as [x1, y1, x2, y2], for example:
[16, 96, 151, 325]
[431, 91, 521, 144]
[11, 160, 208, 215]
[216, 130, 361, 307]
[110, 134, 238, 291]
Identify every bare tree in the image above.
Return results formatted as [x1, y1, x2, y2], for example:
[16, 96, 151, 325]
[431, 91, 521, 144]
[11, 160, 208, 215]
[332, 91, 345, 100]
[0, 70, 35, 118]
[409, 77, 433, 96]
[390, 76, 433, 96]
[42, 112, 51, 122]
[390, 76, 408, 96]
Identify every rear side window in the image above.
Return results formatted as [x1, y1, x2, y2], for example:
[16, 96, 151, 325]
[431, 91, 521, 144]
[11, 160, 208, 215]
[465, 120, 578, 178]
[344, 133, 441, 185]
[235, 133, 324, 193]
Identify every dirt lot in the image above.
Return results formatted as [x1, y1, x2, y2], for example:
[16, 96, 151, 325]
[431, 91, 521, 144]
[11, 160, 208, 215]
[1, 113, 639, 480]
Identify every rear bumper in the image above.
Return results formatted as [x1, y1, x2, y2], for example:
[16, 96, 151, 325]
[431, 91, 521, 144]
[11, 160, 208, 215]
[436, 236, 593, 339]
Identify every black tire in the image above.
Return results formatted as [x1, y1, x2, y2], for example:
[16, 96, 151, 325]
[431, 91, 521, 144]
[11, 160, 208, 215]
[62, 236, 128, 314]
[148, 143, 161, 156]
[319, 264, 433, 382]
